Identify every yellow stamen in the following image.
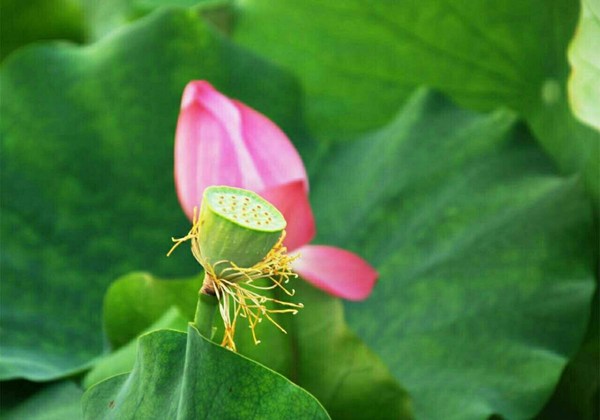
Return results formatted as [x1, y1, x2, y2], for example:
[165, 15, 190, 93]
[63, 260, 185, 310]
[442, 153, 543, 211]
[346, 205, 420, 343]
[168, 207, 303, 351]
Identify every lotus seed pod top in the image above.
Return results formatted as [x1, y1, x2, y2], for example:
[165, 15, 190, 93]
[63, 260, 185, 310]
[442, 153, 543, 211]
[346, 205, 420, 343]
[167, 185, 300, 350]
[197, 186, 286, 277]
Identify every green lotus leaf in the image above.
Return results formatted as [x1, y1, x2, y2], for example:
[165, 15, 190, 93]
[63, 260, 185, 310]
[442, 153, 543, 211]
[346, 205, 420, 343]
[103, 272, 201, 348]
[83, 306, 188, 389]
[233, 0, 600, 205]
[90, 275, 413, 419]
[0, 6, 305, 381]
[1, 0, 84, 61]
[3, 381, 83, 420]
[307, 89, 595, 419]
[82, 325, 330, 419]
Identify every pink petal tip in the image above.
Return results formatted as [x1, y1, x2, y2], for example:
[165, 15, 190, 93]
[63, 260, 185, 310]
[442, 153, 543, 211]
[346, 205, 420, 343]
[292, 245, 378, 301]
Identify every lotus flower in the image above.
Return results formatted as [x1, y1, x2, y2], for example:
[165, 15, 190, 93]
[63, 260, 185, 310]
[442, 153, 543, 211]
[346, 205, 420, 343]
[175, 81, 377, 300]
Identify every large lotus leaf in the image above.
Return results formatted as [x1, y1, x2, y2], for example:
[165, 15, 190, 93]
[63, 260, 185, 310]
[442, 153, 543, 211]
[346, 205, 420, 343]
[275, 280, 412, 419]
[84, 274, 412, 419]
[0, 7, 306, 381]
[568, 0, 600, 131]
[1, 0, 84, 61]
[82, 325, 330, 419]
[83, 307, 188, 389]
[218, 280, 413, 419]
[83, 0, 204, 40]
[3, 381, 83, 420]
[542, 0, 600, 420]
[233, 0, 599, 204]
[103, 272, 201, 348]
[302, 90, 594, 419]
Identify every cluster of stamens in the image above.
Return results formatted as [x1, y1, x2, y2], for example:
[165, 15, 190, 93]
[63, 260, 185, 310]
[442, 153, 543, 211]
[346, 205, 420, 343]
[167, 207, 302, 351]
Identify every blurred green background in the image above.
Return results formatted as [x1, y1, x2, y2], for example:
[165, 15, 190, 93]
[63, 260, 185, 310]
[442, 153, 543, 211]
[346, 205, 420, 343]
[1, 0, 598, 419]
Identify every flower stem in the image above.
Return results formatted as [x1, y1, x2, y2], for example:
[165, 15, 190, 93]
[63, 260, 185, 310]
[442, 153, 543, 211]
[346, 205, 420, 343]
[194, 278, 218, 339]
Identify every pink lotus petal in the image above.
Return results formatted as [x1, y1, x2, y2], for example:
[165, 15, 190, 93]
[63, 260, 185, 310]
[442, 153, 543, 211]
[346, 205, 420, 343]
[175, 81, 308, 219]
[233, 99, 308, 192]
[292, 245, 378, 300]
[175, 83, 242, 218]
[260, 181, 315, 252]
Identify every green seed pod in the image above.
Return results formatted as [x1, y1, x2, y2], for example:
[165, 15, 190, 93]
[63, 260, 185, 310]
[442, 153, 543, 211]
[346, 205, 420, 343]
[197, 186, 286, 277]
